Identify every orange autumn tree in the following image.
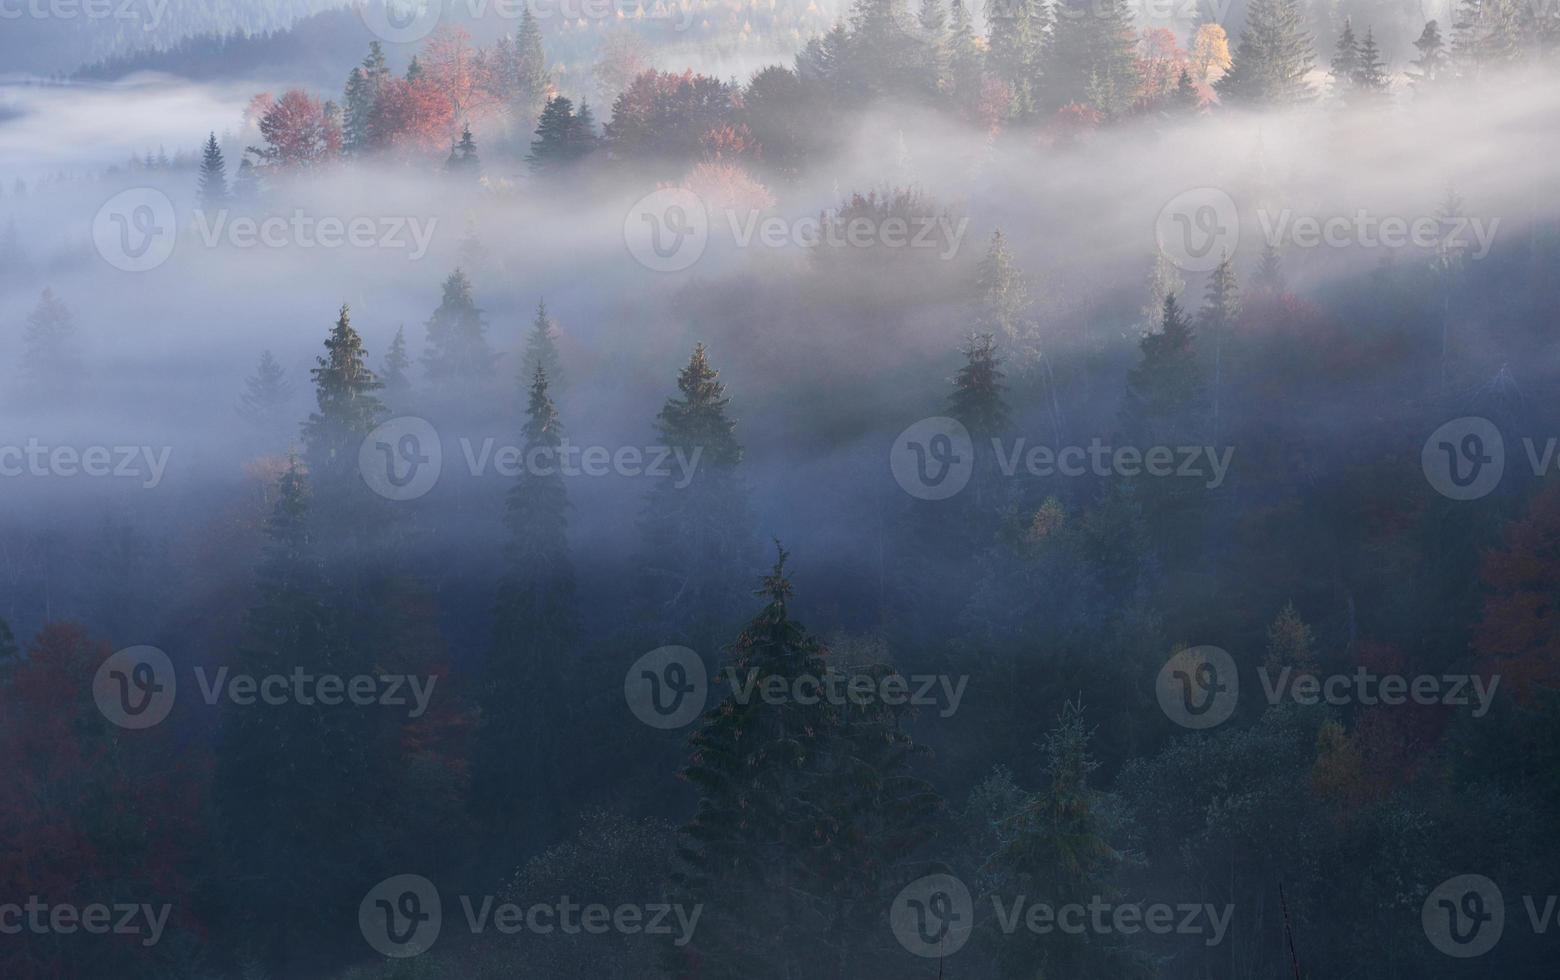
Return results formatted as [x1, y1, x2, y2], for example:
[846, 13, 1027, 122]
[1189, 22, 1233, 88]
[420, 26, 501, 130]
[1476, 481, 1560, 699]
[253, 90, 342, 172]
[1139, 28, 1189, 102]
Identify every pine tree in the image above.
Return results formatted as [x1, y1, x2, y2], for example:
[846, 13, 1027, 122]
[991, 701, 1123, 979]
[20, 287, 82, 395]
[918, 0, 951, 95]
[1049, 0, 1143, 116]
[519, 299, 563, 394]
[974, 230, 1032, 355]
[1254, 241, 1286, 292]
[237, 349, 294, 428]
[1200, 252, 1239, 441]
[445, 125, 481, 180]
[949, 332, 1011, 440]
[1170, 67, 1203, 113]
[1142, 246, 1186, 333]
[1329, 18, 1359, 86]
[1408, 20, 1449, 87]
[197, 132, 229, 209]
[639, 345, 753, 644]
[843, 0, 928, 97]
[946, 0, 985, 108]
[1351, 28, 1390, 103]
[471, 364, 578, 856]
[1215, 0, 1316, 107]
[528, 96, 582, 176]
[569, 100, 600, 159]
[422, 269, 495, 384]
[1122, 293, 1205, 444]
[1453, 0, 1523, 77]
[406, 55, 423, 81]
[301, 304, 384, 493]
[675, 550, 940, 979]
[513, 6, 551, 127]
[381, 325, 412, 402]
[344, 41, 391, 153]
[985, 0, 1040, 115]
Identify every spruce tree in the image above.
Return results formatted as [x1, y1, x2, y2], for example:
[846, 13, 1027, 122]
[1142, 246, 1186, 333]
[197, 132, 229, 209]
[1171, 66, 1203, 114]
[237, 349, 294, 428]
[519, 299, 563, 394]
[1049, 0, 1143, 115]
[1123, 293, 1204, 445]
[380, 325, 412, 402]
[974, 230, 1032, 356]
[446, 125, 481, 181]
[528, 96, 580, 176]
[1408, 20, 1449, 87]
[514, 6, 551, 127]
[985, 0, 1040, 116]
[843, 0, 928, 97]
[1329, 18, 1360, 87]
[302, 304, 384, 495]
[1351, 28, 1390, 103]
[991, 701, 1124, 980]
[949, 332, 1011, 440]
[422, 269, 495, 384]
[471, 364, 578, 857]
[1200, 253, 1239, 441]
[1453, 0, 1523, 77]
[1215, 0, 1316, 107]
[674, 551, 940, 979]
[20, 287, 82, 395]
[1254, 241, 1286, 292]
[640, 345, 753, 645]
[917, 0, 951, 95]
[946, 0, 985, 108]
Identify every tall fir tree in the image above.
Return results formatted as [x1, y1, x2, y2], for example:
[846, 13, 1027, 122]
[528, 96, 588, 175]
[946, 0, 986, 109]
[1329, 18, 1360, 87]
[1408, 20, 1449, 87]
[301, 304, 384, 499]
[471, 364, 578, 858]
[513, 6, 551, 127]
[1049, 0, 1142, 116]
[422, 269, 495, 384]
[1351, 28, 1391, 104]
[674, 550, 941, 979]
[639, 345, 754, 646]
[1141, 246, 1186, 333]
[1199, 252, 1239, 441]
[974, 229, 1033, 358]
[20, 287, 82, 396]
[237, 349, 294, 429]
[1123, 293, 1205, 445]
[843, 0, 929, 97]
[985, 0, 1041, 116]
[918, 0, 951, 96]
[949, 332, 1012, 514]
[380, 325, 412, 403]
[519, 299, 564, 394]
[445, 124, 482, 181]
[197, 132, 229, 209]
[1215, 0, 1316, 107]
[1254, 241, 1286, 292]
